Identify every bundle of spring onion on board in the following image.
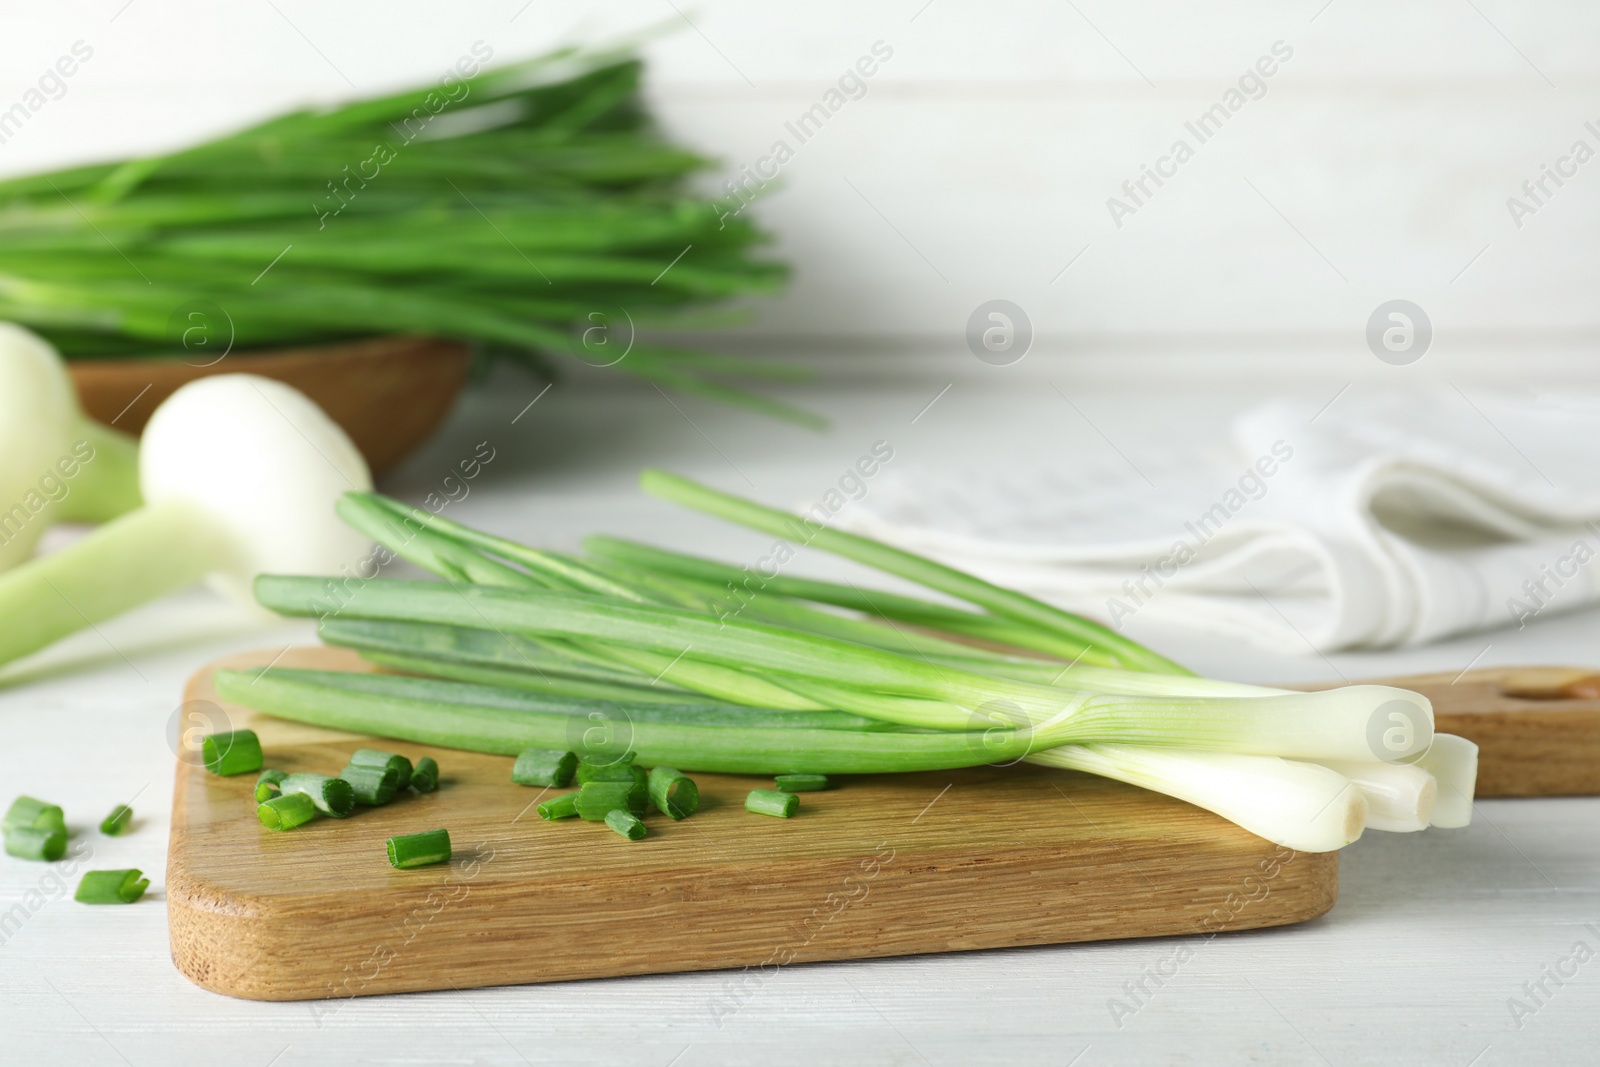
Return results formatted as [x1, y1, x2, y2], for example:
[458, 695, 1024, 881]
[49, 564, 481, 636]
[0, 45, 807, 423]
[210, 471, 1481, 854]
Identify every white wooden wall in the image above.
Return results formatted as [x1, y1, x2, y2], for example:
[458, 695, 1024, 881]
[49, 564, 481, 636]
[3, 1, 1597, 370]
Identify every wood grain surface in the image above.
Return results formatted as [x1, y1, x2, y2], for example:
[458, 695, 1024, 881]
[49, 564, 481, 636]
[168, 647, 1339, 1002]
[69, 335, 472, 475]
[1350, 666, 1600, 797]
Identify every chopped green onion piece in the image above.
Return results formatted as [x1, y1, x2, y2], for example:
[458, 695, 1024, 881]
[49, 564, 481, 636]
[512, 748, 578, 787]
[75, 868, 148, 904]
[4, 826, 66, 861]
[774, 774, 829, 792]
[574, 751, 636, 785]
[338, 763, 399, 805]
[605, 809, 647, 840]
[537, 793, 579, 820]
[647, 767, 699, 820]
[349, 748, 413, 791]
[410, 756, 440, 793]
[387, 829, 451, 869]
[4, 795, 65, 834]
[2, 796, 67, 859]
[279, 773, 355, 817]
[201, 729, 263, 776]
[257, 792, 319, 830]
[575, 780, 646, 821]
[746, 789, 799, 818]
[573, 759, 650, 814]
[99, 804, 134, 836]
[254, 769, 289, 803]
[625, 765, 649, 810]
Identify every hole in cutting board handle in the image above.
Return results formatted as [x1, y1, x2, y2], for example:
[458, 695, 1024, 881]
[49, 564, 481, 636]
[1500, 675, 1600, 701]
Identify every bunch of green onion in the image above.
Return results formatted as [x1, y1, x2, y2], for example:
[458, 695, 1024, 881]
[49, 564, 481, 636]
[217, 471, 1479, 854]
[0, 48, 804, 422]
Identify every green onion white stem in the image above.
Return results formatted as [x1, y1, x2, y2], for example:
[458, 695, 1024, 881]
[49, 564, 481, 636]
[0, 322, 139, 569]
[1028, 745, 1367, 853]
[1311, 759, 1437, 833]
[1416, 734, 1478, 828]
[0, 375, 369, 667]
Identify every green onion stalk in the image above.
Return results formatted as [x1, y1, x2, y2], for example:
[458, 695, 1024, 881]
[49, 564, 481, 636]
[254, 574, 1427, 761]
[0, 48, 810, 425]
[218, 477, 1480, 853]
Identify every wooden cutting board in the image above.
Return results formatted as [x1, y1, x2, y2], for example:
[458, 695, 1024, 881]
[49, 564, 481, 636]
[168, 648, 1338, 1002]
[1347, 666, 1600, 797]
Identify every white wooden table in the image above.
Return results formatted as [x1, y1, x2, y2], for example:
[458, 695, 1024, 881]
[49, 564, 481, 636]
[1, 366, 1595, 1066]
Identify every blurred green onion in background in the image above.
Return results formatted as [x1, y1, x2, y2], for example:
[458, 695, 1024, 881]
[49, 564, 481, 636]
[0, 45, 814, 424]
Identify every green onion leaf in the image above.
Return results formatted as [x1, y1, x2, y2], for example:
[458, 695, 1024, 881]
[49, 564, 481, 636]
[604, 809, 647, 840]
[387, 829, 451, 869]
[3, 796, 67, 858]
[637, 470, 1189, 674]
[348, 748, 413, 791]
[745, 789, 799, 818]
[774, 774, 828, 793]
[511, 748, 578, 788]
[4, 795, 65, 834]
[4, 825, 66, 861]
[0, 49, 801, 422]
[257, 792, 319, 830]
[75, 869, 149, 904]
[254, 769, 289, 803]
[575, 780, 646, 821]
[537, 793, 579, 820]
[626, 765, 650, 809]
[574, 752, 637, 785]
[410, 756, 440, 793]
[201, 729, 263, 776]
[99, 804, 134, 836]
[249, 576, 1431, 762]
[278, 773, 355, 818]
[338, 763, 400, 806]
[214, 666, 1035, 775]
[647, 766, 698, 819]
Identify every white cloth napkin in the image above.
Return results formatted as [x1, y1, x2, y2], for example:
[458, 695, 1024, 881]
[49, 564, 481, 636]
[840, 389, 1600, 653]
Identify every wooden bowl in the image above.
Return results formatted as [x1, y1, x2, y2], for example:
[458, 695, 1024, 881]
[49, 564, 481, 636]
[68, 335, 472, 476]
